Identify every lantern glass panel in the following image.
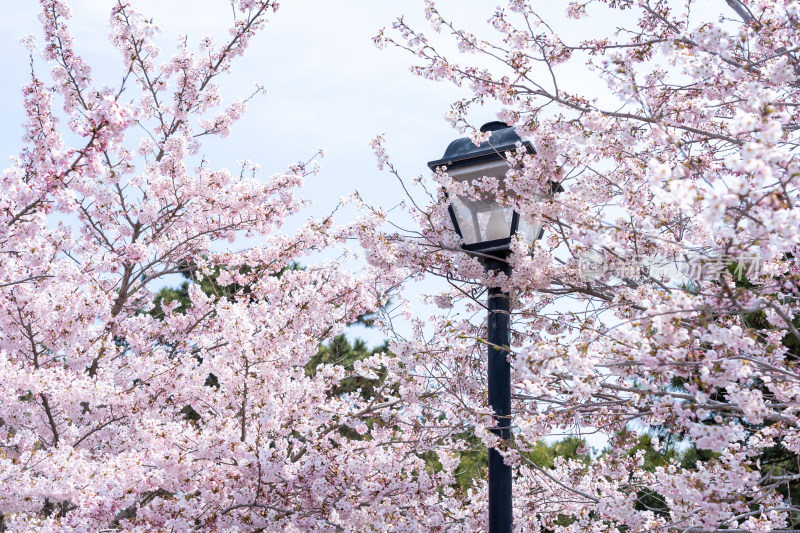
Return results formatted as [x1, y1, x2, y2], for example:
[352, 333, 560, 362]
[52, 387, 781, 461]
[517, 216, 543, 245]
[447, 160, 513, 244]
[450, 196, 514, 244]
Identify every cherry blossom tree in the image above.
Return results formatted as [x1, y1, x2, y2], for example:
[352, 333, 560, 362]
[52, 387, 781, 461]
[0, 1, 464, 531]
[360, 0, 800, 531]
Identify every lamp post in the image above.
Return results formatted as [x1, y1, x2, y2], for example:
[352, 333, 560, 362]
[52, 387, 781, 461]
[428, 121, 548, 533]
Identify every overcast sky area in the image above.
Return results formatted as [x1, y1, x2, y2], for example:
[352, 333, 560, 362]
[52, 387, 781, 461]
[0, 0, 505, 220]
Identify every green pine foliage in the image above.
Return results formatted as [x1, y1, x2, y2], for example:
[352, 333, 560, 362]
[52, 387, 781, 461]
[526, 436, 591, 469]
[305, 334, 390, 399]
[303, 332, 393, 442]
[149, 261, 303, 320]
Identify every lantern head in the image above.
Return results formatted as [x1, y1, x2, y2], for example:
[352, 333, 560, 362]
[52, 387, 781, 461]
[428, 122, 551, 256]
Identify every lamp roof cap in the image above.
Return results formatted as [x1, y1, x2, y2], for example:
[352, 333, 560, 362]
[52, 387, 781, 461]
[427, 121, 534, 171]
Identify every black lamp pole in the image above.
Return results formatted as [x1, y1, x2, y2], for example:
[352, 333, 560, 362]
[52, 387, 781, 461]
[485, 257, 512, 533]
[428, 121, 553, 533]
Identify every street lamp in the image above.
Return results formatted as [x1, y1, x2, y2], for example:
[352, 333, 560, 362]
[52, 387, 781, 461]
[427, 121, 551, 533]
